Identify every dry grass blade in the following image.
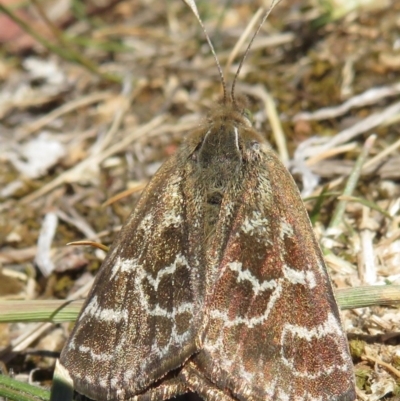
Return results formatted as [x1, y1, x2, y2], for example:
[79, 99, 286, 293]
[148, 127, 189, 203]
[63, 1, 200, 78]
[294, 82, 400, 121]
[329, 135, 376, 228]
[18, 92, 114, 139]
[102, 182, 148, 207]
[66, 241, 109, 253]
[18, 114, 166, 205]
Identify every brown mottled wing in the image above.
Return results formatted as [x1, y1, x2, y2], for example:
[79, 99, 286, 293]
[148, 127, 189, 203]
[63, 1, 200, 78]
[195, 145, 355, 400]
[60, 144, 205, 401]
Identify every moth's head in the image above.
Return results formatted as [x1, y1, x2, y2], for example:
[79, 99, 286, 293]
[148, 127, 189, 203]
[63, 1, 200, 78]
[208, 94, 253, 129]
[195, 94, 265, 164]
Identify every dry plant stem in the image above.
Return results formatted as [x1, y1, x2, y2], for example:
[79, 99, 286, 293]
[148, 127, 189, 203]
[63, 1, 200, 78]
[245, 32, 294, 53]
[306, 143, 358, 166]
[324, 253, 355, 275]
[35, 211, 58, 277]
[97, 102, 128, 152]
[355, 387, 369, 401]
[18, 92, 114, 139]
[0, 246, 37, 264]
[363, 136, 400, 172]
[2, 268, 28, 283]
[2, 322, 53, 357]
[383, 111, 400, 126]
[240, 84, 289, 163]
[293, 82, 400, 121]
[319, 136, 400, 195]
[377, 228, 400, 251]
[229, 0, 282, 100]
[224, 7, 264, 78]
[95, 77, 136, 154]
[74, 224, 122, 243]
[102, 181, 147, 207]
[296, 99, 400, 170]
[362, 354, 400, 379]
[358, 206, 377, 285]
[263, 88, 289, 164]
[67, 241, 109, 253]
[56, 208, 98, 241]
[19, 114, 166, 205]
[0, 4, 120, 84]
[329, 135, 376, 229]
[351, 308, 391, 331]
[322, 101, 400, 150]
[204, 32, 294, 65]
[340, 56, 355, 99]
[66, 279, 95, 301]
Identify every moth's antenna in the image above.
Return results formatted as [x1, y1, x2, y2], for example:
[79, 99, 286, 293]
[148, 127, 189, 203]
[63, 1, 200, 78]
[231, 0, 281, 106]
[182, 0, 227, 103]
[224, 7, 264, 82]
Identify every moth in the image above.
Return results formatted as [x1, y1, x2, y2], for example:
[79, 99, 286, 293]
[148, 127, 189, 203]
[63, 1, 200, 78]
[58, 1, 356, 400]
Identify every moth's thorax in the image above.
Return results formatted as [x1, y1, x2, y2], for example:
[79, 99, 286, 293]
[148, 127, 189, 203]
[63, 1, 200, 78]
[190, 102, 265, 240]
[198, 125, 241, 177]
[194, 102, 263, 182]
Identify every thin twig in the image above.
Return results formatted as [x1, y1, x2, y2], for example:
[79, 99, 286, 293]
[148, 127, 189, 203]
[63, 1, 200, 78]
[294, 82, 400, 121]
[329, 135, 376, 228]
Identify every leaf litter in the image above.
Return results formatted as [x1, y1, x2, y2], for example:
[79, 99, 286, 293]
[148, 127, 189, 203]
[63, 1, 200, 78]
[0, 0, 399, 399]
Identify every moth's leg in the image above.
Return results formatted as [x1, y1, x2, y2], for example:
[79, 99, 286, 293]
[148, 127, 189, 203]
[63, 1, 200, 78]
[131, 377, 188, 401]
[179, 361, 236, 401]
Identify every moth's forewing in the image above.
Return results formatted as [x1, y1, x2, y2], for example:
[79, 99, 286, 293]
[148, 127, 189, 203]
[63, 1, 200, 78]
[59, 143, 208, 401]
[56, 0, 357, 398]
[184, 106, 355, 401]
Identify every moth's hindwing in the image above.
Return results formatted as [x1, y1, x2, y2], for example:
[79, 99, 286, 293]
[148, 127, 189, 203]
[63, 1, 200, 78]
[183, 110, 355, 401]
[60, 143, 207, 401]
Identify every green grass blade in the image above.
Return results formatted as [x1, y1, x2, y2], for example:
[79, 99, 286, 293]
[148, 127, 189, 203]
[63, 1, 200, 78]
[0, 375, 50, 401]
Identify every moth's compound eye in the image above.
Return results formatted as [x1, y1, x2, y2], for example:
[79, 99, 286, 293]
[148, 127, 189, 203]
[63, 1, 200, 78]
[250, 140, 260, 150]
